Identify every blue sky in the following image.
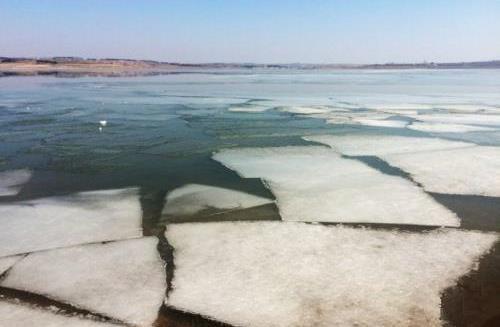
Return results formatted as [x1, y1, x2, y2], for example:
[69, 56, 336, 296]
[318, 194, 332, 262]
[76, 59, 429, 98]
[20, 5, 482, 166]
[1, 0, 499, 63]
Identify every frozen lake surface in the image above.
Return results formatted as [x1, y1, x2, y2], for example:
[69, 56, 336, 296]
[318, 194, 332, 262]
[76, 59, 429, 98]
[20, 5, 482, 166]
[0, 70, 499, 326]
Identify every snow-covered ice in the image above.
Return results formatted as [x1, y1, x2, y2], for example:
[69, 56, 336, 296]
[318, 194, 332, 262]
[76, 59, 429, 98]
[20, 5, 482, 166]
[408, 122, 496, 133]
[214, 146, 458, 226]
[163, 184, 272, 217]
[307, 135, 500, 196]
[0, 188, 142, 257]
[0, 169, 32, 196]
[0, 301, 121, 327]
[1, 237, 166, 327]
[166, 222, 497, 327]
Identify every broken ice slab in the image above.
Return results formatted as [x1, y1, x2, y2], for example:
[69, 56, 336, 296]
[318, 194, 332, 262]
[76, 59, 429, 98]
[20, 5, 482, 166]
[162, 184, 273, 218]
[228, 104, 270, 113]
[1, 237, 166, 327]
[166, 222, 497, 327]
[351, 118, 408, 128]
[0, 188, 142, 257]
[407, 122, 496, 133]
[0, 169, 32, 196]
[0, 301, 122, 327]
[278, 106, 335, 115]
[214, 146, 459, 226]
[304, 135, 472, 157]
[385, 146, 500, 196]
[307, 135, 500, 196]
[410, 113, 500, 126]
[0, 255, 23, 275]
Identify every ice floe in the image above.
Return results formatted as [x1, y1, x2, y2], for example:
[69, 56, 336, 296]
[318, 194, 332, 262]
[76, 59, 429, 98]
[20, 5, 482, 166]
[411, 113, 500, 126]
[0, 188, 142, 257]
[278, 106, 334, 115]
[0, 255, 23, 275]
[366, 103, 435, 111]
[163, 184, 272, 217]
[351, 118, 408, 128]
[317, 112, 410, 128]
[408, 122, 496, 133]
[0, 301, 120, 327]
[214, 146, 458, 226]
[0, 169, 32, 196]
[166, 222, 497, 327]
[0, 301, 121, 327]
[305, 135, 472, 156]
[1, 237, 166, 327]
[432, 104, 499, 113]
[228, 103, 270, 113]
[307, 135, 500, 196]
[386, 146, 500, 196]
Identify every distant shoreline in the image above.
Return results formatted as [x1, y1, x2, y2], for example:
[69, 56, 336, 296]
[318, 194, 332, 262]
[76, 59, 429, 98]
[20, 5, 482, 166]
[1, 57, 499, 77]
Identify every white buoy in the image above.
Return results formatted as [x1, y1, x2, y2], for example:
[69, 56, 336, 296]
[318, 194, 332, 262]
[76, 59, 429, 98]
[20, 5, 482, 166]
[99, 120, 107, 127]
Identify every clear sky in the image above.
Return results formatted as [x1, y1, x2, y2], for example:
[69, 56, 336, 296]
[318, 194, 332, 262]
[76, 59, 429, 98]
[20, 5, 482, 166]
[1, 0, 499, 64]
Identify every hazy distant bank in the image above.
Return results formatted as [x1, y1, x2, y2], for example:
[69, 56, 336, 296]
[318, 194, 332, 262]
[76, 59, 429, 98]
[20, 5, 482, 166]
[1, 57, 499, 77]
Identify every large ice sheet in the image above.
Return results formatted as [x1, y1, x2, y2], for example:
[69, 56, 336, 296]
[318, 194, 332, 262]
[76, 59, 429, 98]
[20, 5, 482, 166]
[163, 184, 272, 217]
[386, 146, 500, 196]
[166, 222, 497, 327]
[0, 188, 142, 257]
[0, 301, 121, 327]
[305, 135, 473, 156]
[1, 237, 166, 327]
[0, 255, 23, 275]
[214, 146, 458, 226]
[408, 122, 496, 133]
[307, 135, 500, 196]
[0, 169, 32, 196]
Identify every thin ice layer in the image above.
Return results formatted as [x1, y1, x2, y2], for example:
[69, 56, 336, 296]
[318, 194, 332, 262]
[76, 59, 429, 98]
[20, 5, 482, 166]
[0, 301, 121, 327]
[307, 135, 500, 196]
[1, 237, 166, 327]
[163, 184, 272, 217]
[0, 188, 142, 257]
[0, 255, 23, 275]
[166, 222, 497, 327]
[305, 135, 473, 156]
[213, 146, 458, 226]
[386, 146, 500, 196]
[408, 122, 496, 133]
[0, 169, 32, 196]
